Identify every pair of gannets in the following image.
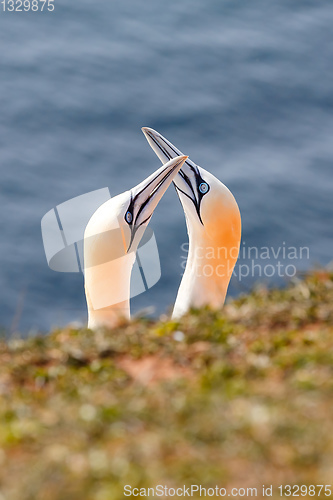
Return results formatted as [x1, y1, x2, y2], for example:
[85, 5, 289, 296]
[84, 128, 241, 329]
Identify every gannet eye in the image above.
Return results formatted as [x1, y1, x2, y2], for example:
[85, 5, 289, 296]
[125, 211, 133, 224]
[199, 182, 209, 194]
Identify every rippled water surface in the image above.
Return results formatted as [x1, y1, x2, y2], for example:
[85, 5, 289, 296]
[1, 0, 332, 332]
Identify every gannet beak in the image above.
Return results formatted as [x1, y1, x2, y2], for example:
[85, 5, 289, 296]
[142, 127, 206, 224]
[142, 127, 193, 166]
[126, 154, 188, 251]
[132, 154, 188, 221]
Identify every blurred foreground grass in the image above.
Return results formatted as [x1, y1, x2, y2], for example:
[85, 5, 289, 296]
[1, 271, 333, 500]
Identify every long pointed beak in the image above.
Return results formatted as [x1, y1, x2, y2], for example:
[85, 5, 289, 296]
[142, 127, 198, 169]
[142, 127, 205, 224]
[127, 155, 188, 251]
[132, 154, 188, 222]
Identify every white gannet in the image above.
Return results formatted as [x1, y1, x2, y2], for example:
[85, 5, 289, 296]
[84, 155, 188, 329]
[142, 127, 241, 319]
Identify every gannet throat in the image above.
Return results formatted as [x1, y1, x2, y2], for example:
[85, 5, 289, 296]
[84, 154, 188, 329]
[142, 127, 242, 319]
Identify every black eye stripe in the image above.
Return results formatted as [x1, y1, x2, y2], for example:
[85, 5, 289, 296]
[174, 184, 204, 225]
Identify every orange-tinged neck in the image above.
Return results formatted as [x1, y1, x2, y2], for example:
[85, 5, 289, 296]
[84, 233, 135, 330]
[173, 203, 241, 318]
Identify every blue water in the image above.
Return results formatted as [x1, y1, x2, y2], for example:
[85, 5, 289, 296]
[1, 0, 333, 333]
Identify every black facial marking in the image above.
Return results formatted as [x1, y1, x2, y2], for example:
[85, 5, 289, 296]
[145, 130, 210, 225]
[125, 157, 181, 252]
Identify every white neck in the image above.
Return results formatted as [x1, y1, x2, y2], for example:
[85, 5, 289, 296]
[85, 251, 135, 329]
[172, 228, 234, 319]
[86, 297, 130, 330]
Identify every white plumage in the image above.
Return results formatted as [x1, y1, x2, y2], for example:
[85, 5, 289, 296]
[84, 155, 187, 329]
[142, 127, 241, 318]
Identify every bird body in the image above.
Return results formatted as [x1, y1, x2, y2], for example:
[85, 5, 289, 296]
[84, 155, 188, 329]
[84, 191, 136, 329]
[172, 167, 241, 318]
[142, 128, 241, 318]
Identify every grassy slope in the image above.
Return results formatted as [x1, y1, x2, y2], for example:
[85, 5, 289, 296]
[0, 271, 333, 500]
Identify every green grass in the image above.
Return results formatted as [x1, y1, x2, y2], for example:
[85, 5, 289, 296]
[1, 271, 333, 499]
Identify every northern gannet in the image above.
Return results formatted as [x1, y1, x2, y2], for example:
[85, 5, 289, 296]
[84, 155, 188, 329]
[142, 128, 241, 319]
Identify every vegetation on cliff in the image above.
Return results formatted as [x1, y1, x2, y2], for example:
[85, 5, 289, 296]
[0, 271, 333, 499]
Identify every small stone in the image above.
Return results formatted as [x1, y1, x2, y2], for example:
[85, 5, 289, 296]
[173, 330, 185, 342]
[79, 404, 97, 422]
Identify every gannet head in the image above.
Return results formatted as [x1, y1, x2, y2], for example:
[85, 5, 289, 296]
[141, 127, 241, 248]
[84, 154, 188, 328]
[85, 154, 188, 261]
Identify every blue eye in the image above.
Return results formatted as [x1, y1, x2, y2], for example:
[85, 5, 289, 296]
[199, 182, 209, 194]
[125, 211, 133, 224]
